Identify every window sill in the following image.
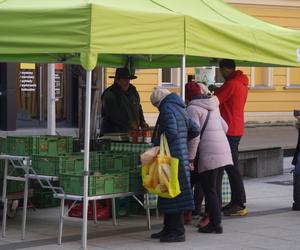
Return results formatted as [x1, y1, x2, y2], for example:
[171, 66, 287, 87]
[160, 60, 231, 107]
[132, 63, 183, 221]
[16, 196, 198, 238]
[160, 84, 179, 89]
[284, 85, 300, 89]
[249, 86, 275, 90]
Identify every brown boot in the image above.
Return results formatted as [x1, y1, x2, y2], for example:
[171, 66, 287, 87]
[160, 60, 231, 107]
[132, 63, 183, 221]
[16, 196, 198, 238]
[183, 211, 192, 225]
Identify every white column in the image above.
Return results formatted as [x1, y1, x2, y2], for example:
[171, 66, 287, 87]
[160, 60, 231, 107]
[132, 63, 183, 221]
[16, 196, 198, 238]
[180, 55, 186, 101]
[82, 70, 92, 250]
[267, 67, 273, 87]
[250, 67, 255, 88]
[286, 68, 290, 88]
[100, 67, 105, 94]
[47, 64, 56, 135]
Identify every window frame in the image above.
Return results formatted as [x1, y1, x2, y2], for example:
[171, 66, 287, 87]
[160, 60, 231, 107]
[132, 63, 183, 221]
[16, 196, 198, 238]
[158, 68, 180, 87]
[284, 67, 300, 89]
[249, 67, 274, 90]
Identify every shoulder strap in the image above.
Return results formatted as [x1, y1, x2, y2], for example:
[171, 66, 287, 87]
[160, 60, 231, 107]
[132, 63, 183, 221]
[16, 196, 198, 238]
[151, 114, 160, 142]
[200, 111, 210, 139]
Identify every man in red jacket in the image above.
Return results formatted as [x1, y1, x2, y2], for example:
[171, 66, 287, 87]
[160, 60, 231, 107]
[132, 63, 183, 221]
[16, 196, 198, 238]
[215, 59, 248, 216]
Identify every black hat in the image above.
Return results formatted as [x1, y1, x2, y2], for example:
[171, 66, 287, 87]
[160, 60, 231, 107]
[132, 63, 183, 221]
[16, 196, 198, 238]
[109, 68, 137, 80]
[219, 59, 236, 69]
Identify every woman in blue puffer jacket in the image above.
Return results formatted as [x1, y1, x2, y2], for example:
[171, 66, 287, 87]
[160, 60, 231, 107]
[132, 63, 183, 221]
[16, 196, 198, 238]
[150, 87, 200, 243]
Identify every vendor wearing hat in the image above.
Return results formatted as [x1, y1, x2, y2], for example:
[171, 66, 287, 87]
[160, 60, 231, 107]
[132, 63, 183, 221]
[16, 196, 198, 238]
[100, 68, 148, 134]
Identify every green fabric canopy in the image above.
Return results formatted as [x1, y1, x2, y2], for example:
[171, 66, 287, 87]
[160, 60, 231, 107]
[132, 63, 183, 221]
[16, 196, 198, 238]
[0, 0, 300, 70]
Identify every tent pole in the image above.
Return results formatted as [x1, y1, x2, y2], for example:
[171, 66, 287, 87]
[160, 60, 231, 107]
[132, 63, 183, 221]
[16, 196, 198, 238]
[180, 55, 186, 102]
[100, 67, 105, 94]
[47, 64, 56, 135]
[82, 70, 92, 250]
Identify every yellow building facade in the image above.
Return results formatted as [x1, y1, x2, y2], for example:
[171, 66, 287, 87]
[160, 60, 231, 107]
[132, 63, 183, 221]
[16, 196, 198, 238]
[105, 0, 300, 126]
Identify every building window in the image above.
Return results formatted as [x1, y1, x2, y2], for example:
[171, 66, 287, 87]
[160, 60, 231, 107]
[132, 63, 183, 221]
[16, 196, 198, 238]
[249, 67, 273, 89]
[285, 67, 300, 89]
[215, 67, 225, 85]
[162, 68, 171, 83]
[159, 68, 180, 87]
[195, 67, 224, 86]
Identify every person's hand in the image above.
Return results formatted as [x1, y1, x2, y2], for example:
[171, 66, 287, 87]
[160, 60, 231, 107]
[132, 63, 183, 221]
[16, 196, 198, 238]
[208, 85, 219, 92]
[189, 161, 195, 171]
[141, 122, 149, 129]
[130, 121, 139, 130]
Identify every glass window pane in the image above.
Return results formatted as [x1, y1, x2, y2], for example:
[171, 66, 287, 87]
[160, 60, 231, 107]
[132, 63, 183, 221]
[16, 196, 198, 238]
[162, 68, 171, 83]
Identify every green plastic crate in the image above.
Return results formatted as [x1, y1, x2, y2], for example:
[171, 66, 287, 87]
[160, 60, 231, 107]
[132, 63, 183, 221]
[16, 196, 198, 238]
[6, 136, 73, 156]
[99, 152, 132, 173]
[115, 197, 130, 218]
[59, 153, 98, 176]
[59, 174, 115, 196]
[0, 161, 23, 178]
[0, 180, 24, 194]
[31, 191, 60, 208]
[113, 173, 129, 193]
[92, 175, 114, 196]
[98, 152, 114, 173]
[129, 152, 140, 170]
[120, 154, 132, 170]
[0, 137, 6, 154]
[0, 161, 25, 195]
[110, 143, 151, 153]
[129, 169, 143, 192]
[0, 160, 4, 177]
[32, 155, 63, 176]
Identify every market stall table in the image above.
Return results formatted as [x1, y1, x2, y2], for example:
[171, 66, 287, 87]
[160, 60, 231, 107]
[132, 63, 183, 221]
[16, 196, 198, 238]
[0, 154, 30, 239]
[1, 153, 155, 244]
[54, 192, 153, 245]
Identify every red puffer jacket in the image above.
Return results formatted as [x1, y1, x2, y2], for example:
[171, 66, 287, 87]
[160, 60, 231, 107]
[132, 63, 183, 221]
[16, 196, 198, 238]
[215, 70, 248, 136]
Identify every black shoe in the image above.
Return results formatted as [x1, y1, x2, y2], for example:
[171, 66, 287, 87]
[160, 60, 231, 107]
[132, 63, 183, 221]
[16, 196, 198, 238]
[192, 210, 200, 216]
[151, 230, 167, 239]
[222, 202, 233, 212]
[160, 233, 185, 243]
[198, 223, 223, 234]
[292, 202, 300, 211]
[223, 204, 248, 216]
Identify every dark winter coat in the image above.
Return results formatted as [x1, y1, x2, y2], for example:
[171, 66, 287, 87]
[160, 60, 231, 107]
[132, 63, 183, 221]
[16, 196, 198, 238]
[101, 84, 145, 134]
[292, 129, 300, 166]
[154, 93, 200, 214]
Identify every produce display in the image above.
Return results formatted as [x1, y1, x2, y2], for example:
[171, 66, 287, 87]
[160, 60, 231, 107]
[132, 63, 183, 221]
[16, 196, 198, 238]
[0, 136, 150, 197]
[0, 135, 230, 209]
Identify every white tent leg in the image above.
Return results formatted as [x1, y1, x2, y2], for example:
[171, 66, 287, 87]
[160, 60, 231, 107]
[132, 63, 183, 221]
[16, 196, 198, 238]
[47, 64, 56, 135]
[82, 70, 92, 250]
[100, 67, 105, 94]
[180, 55, 186, 102]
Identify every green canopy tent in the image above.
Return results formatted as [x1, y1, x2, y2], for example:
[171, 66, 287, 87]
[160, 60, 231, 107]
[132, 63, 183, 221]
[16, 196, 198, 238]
[1, 0, 300, 69]
[1, 0, 300, 249]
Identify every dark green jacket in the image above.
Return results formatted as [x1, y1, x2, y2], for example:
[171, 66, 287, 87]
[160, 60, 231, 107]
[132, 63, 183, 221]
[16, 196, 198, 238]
[100, 84, 145, 134]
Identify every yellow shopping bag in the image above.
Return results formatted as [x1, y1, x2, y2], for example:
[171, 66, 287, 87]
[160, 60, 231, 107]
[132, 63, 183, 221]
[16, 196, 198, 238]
[141, 134, 181, 198]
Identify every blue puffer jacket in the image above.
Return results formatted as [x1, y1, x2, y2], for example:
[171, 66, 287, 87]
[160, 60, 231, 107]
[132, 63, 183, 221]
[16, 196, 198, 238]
[155, 93, 200, 214]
